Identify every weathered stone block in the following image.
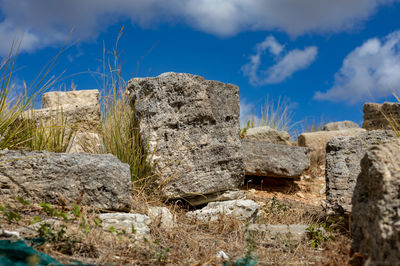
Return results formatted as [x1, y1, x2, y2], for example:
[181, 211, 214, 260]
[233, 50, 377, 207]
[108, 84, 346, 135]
[352, 139, 400, 265]
[126, 72, 244, 198]
[0, 150, 132, 211]
[242, 140, 310, 178]
[362, 102, 400, 130]
[325, 130, 396, 215]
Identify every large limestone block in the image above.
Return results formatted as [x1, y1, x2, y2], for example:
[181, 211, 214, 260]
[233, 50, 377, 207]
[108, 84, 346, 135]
[323, 121, 360, 131]
[42, 90, 99, 108]
[362, 102, 400, 130]
[242, 140, 310, 178]
[244, 126, 291, 145]
[126, 72, 244, 198]
[325, 130, 396, 215]
[0, 150, 132, 211]
[352, 139, 400, 265]
[298, 128, 365, 165]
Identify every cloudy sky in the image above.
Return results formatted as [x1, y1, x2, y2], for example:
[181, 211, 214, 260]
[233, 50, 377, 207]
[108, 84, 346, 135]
[1, 0, 400, 130]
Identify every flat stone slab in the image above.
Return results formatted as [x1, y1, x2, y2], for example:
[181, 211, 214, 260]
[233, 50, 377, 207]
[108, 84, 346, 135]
[325, 130, 396, 214]
[242, 140, 310, 178]
[0, 150, 132, 211]
[247, 224, 309, 243]
[126, 72, 244, 198]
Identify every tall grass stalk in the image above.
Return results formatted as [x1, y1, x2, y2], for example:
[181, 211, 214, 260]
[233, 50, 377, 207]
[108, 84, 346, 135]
[0, 39, 64, 150]
[100, 27, 152, 186]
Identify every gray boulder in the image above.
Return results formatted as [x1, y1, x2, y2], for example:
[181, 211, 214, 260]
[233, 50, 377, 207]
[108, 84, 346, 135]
[325, 130, 396, 215]
[0, 150, 132, 211]
[362, 102, 400, 130]
[244, 126, 291, 145]
[323, 121, 360, 131]
[126, 72, 244, 198]
[242, 140, 310, 178]
[186, 199, 260, 222]
[352, 139, 400, 265]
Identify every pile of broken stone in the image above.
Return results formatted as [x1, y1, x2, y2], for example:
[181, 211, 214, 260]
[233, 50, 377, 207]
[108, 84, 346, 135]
[0, 72, 399, 264]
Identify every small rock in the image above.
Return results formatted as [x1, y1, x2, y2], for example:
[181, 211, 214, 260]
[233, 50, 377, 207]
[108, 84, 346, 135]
[147, 207, 175, 229]
[186, 199, 259, 222]
[0, 229, 21, 239]
[217, 250, 229, 260]
[99, 213, 151, 236]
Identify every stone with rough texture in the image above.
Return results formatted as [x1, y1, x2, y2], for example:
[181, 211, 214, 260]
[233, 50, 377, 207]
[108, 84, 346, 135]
[99, 213, 151, 236]
[0, 150, 132, 211]
[323, 121, 360, 131]
[298, 129, 365, 165]
[186, 199, 259, 222]
[23, 104, 101, 133]
[244, 126, 291, 145]
[242, 140, 310, 178]
[186, 190, 246, 206]
[325, 130, 396, 215]
[126, 72, 244, 198]
[352, 139, 400, 265]
[147, 207, 175, 229]
[362, 102, 400, 130]
[42, 90, 99, 108]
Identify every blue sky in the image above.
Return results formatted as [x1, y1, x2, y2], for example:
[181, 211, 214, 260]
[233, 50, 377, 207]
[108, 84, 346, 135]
[1, 0, 400, 132]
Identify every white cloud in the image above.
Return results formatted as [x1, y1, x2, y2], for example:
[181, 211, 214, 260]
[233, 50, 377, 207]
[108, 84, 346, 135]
[314, 30, 400, 104]
[242, 36, 318, 86]
[0, 0, 398, 55]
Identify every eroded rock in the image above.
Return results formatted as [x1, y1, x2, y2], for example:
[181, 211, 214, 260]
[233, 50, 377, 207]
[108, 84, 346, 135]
[352, 139, 400, 265]
[242, 140, 310, 178]
[0, 150, 132, 211]
[325, 130, 396, 215]
[99, 213, 151, 236]
[126, 72, 244, 198]
[362, 102, 400, 130]
[186, 199, 259, 222]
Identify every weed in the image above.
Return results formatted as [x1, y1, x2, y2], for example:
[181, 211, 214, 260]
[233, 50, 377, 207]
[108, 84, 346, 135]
[306, 217, 346, 248]
[39, 202, 68, 220]
[99, 27, 152, 187]
[0, 204, 21, 222]
[37, 223, 80, 255]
